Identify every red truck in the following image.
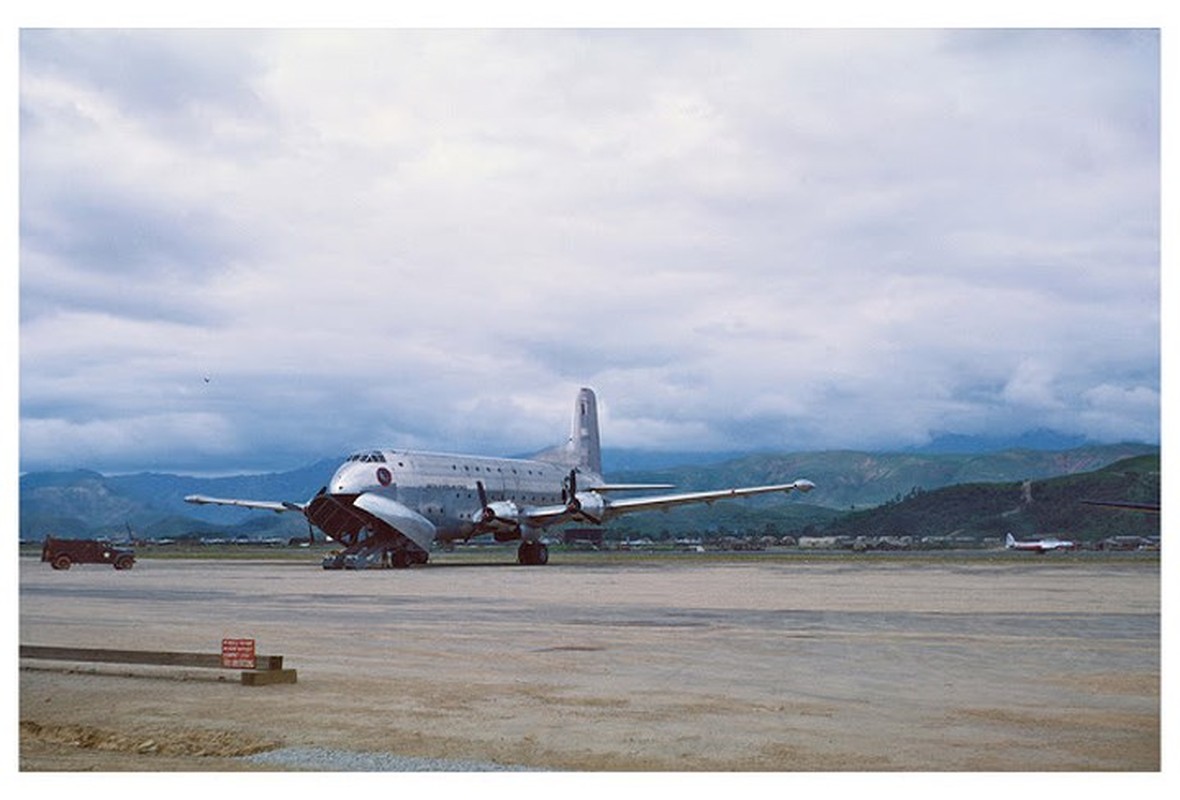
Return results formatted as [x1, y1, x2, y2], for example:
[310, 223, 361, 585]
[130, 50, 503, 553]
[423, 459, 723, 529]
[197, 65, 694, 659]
[41, 536, 136, 570]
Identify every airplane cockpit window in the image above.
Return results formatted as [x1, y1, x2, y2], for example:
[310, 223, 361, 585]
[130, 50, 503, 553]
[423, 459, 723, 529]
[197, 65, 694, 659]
[346, 451, 386, 463]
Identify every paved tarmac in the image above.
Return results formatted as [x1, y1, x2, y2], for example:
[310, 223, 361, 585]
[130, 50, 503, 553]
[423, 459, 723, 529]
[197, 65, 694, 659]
[18, 552, 1160, 771]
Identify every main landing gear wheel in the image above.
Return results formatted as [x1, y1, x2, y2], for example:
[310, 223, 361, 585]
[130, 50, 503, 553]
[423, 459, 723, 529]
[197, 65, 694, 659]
[517, 541, 549, 566]
[389, 548, 429, 569]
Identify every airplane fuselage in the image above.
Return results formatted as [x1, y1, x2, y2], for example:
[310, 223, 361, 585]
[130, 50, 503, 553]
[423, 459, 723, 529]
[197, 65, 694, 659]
[325, 448, 598, 544]
[1005, 533, 1075, 552]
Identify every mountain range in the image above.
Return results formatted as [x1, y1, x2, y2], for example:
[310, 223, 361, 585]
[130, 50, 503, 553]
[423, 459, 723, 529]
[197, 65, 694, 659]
[19, 443, 1158, 542]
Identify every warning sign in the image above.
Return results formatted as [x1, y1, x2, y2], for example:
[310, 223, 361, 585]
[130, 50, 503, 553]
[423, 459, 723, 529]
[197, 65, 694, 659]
[221, 638, 256, 669]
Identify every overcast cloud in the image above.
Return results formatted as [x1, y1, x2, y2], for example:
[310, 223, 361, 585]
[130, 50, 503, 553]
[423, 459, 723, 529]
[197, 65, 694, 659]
[18, 28, 1160, 474]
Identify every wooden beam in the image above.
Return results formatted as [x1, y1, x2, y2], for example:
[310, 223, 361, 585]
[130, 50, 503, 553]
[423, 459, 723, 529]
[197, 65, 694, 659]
[240, 668, 298, 686]
[20, 645, 284, 671]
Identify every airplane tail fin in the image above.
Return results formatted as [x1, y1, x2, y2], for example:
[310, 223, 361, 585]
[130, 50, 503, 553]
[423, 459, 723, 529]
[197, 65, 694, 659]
[1005, 533, 1015, 549]
[571, 387, 603, 475]
[534, 387, 603, 476]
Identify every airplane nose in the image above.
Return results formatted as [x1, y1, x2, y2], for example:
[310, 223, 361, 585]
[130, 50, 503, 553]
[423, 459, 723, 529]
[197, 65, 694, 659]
[331, 464, 360, 493]
[332, 461, 390, 493]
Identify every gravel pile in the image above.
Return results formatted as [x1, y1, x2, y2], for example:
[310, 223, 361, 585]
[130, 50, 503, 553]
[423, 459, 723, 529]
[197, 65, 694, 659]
[244, 746, 537, 771]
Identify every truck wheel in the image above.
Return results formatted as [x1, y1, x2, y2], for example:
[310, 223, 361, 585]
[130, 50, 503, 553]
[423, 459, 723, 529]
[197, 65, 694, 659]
[114, 555, 134, 570]
[52, 555, 71, 570]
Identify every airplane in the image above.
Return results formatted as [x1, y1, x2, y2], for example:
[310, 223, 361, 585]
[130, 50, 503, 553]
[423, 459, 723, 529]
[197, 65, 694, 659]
[1079, 499, 1160, 513]
[186, 388, 815, 569]
[1005, 532, 1076, 553]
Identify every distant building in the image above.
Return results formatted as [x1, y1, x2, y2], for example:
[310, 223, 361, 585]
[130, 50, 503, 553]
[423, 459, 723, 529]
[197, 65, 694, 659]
[798, 536, 839, 549]
[563, 528, 604, 547]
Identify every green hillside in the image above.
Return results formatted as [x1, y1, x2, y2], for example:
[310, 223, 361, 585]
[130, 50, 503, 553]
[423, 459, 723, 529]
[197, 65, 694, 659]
[812, 455, 1160, 542]
[601, 498, 841, 541]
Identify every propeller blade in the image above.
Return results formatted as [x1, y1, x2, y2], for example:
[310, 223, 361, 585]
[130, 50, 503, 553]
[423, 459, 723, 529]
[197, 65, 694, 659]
[566, 469, 581, 513]
[561, 468, 604, 524]
[476, 481, 496, 524]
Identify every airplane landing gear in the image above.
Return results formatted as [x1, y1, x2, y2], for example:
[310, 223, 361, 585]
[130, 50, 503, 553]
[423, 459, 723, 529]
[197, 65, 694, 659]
[517, 540, 549, 566]
[387, 548, 430, 568]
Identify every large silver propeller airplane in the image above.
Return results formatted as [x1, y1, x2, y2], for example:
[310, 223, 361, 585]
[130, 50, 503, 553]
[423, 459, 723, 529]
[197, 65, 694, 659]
[186, 388, 815, 569]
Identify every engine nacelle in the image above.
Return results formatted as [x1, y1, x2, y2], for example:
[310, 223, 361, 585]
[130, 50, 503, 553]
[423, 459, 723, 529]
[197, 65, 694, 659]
[571, 491, 605, 522]
[472, 500, 522, 536]
[486, 500, 521, 522]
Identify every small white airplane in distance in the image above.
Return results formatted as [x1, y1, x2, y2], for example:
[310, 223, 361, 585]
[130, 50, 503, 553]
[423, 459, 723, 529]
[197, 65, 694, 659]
[1005, 532, 1076, 553]
[187, 388, 815, 569]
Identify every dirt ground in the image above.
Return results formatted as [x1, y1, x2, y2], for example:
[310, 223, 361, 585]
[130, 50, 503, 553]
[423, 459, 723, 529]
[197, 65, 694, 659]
[16, 552, 1160, 772]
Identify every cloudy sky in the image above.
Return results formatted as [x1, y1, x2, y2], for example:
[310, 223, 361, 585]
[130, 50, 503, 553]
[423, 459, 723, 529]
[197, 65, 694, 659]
[17, 26, 1161, 474]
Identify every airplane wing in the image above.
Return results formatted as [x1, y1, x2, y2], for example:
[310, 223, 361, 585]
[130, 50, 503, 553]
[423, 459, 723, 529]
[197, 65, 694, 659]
[587, 483, 676, 492]
[599, 480, 816, 517]
[184, 495, 305, 514]
[514, 479, 816, 529]
[1080, 499, 1161, 513]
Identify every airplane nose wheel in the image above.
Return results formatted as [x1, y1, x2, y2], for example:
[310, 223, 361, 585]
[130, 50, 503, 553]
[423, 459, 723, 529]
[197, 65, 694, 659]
[517, 541, 549, 566]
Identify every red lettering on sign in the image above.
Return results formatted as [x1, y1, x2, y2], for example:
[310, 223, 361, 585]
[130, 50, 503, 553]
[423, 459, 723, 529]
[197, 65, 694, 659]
[221, 638, 256, 669]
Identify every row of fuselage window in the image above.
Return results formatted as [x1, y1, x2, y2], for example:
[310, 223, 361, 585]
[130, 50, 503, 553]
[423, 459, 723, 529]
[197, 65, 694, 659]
[449, 463, 554, 477]
[352, 451, 557, 478]
[446, 491, 562, 504]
